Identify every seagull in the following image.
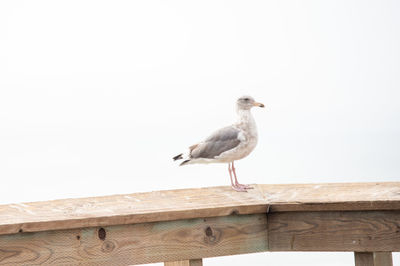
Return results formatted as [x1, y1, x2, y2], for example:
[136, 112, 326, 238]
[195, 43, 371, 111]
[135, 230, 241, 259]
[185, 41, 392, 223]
[173, 96, 264, 192]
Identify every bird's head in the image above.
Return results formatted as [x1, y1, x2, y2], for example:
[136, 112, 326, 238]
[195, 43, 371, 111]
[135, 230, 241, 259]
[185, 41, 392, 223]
[236, 95, 264, 110]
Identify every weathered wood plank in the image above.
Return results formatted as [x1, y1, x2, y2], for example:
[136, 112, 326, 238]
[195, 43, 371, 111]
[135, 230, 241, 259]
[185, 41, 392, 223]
[268, 211, 400, 252]
[0, 186, 267, 235]
[0, 182, 399, 236]
[354, 252, 393, 266]
[0, 214, 267, 265]
[257, 182, 400, 212]
[373, 252, 393, 266]
[165, 259, 203, 266]
[355, 252, 374, 266]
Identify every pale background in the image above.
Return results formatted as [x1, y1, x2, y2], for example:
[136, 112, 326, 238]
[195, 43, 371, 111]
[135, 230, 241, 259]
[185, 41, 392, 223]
[0, 0, 399, 265]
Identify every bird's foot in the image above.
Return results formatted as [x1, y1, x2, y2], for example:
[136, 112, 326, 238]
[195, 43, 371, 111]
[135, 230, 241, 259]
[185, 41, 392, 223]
[231, 185, 248, 192]
[236, 183, 254, 190]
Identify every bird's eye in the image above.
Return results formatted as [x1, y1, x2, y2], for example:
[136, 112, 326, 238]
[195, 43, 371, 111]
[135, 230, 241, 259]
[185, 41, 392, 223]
[243, 98, 249, 101]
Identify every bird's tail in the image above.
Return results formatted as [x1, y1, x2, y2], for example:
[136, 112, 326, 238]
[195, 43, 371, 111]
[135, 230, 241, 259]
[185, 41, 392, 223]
[179, 160, 190, 166]
[173, 153, 183, 161]
[173, 153, 191, 166]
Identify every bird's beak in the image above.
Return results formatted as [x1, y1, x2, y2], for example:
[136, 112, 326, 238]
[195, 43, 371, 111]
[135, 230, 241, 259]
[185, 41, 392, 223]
[253, 102, 265, 108]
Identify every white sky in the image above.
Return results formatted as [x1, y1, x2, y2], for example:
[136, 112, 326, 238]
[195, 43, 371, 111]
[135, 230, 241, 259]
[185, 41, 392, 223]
[0, 1, 399, 265]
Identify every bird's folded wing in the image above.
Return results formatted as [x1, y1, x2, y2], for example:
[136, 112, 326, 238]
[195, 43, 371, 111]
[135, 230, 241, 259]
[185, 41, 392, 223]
[191, 126, 241, 159]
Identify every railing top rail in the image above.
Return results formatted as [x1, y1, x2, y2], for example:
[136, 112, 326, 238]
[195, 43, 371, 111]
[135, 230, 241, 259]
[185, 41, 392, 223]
[1, 182, 399, 235]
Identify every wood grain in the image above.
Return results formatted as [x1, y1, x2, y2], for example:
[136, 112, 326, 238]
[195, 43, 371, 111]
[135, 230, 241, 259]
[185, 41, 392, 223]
[257, 182, 400, 212]
[0, 186, 267, 235]
[355, 252, 393, 266]
[268, 211, 400, 252]
[355, 252, 374, 266]
[165, 259, 203, 266]
[0, 182, 399, 235]
[0, 214, 267, 265]
[373, 252, 393, 266]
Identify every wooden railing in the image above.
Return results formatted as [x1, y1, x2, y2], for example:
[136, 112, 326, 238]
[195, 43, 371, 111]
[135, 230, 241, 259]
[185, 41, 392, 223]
[0, 182, 399, 265]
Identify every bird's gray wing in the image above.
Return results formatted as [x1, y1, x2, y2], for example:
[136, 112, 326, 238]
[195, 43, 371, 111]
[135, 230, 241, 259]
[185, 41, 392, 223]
[190, 126, 241, 159]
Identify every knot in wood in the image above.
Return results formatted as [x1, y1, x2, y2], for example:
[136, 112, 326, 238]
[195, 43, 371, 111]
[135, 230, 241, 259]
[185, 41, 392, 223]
[204, 226, 220, 244]
[230, 210, 239, 215]
[101, 240, 115, 252]
[98, 228, 106, 240]
[205, 226, 213, 237]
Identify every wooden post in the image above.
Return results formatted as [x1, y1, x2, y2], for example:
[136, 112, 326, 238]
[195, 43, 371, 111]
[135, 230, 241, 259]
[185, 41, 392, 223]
[354, 252, 393, 266]
[165, 259, 203, 266]
[355, 252, 374, 266]
[373, 252, 393, 266]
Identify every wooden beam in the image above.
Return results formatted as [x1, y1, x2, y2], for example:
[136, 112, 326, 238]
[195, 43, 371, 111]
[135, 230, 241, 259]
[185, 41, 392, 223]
[165, 259, 203, 266]
[0, 214, 267, 265]
[268, 211, 400, 252]
[257, 182, 400, 212]
[0, 186, 268, 236]
[1, 183, 400, 265]
[354, 252, 393, 266]
[1, 182, 399, 236]
[355, 252, 374, 266]
[1, 210, 399, 265]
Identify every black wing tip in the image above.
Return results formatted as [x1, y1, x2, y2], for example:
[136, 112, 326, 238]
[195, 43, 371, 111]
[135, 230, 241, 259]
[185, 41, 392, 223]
[173, 154, 183, 161]
[180, 160, 190, 166]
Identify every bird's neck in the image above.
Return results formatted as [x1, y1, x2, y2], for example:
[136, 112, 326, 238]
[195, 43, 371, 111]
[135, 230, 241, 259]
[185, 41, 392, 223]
[236, 109, 256, 126]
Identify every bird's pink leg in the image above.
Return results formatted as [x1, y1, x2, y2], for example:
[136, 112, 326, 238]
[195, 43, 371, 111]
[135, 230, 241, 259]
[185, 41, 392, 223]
[232, 161, 253, 189]
[228, 163, 235, 187]
[228, 162, 246, 192]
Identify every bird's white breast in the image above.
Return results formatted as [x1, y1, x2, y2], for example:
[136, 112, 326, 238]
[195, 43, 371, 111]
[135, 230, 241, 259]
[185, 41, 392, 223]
[215, 110, 258, 162]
